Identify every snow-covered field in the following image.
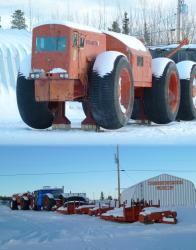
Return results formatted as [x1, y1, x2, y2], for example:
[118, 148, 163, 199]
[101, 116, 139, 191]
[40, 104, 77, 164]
[0, 204, 196, 250]
[1, 83, 196, 146]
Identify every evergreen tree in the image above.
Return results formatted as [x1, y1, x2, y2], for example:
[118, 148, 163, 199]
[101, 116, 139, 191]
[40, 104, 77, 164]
[11, 9, 27, 30]
[122, 12, 129, 35]
[108, 20, 121, 33]
[100, 191, 105, 200]
[107, 195, 113, 200]
[0, 16, 2, 28]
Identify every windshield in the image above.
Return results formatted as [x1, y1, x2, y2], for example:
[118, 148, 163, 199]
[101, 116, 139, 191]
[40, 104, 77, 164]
[36, 36, 67, 52]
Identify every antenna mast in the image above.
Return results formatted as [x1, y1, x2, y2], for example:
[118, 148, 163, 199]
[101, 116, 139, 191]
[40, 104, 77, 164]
[115, 145, 121, 207]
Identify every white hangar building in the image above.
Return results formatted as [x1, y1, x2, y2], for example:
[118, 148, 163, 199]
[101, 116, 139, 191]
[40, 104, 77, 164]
[121, 174, 196, 207]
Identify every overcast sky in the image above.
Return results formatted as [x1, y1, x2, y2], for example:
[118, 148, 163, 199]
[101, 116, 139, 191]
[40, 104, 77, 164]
[0, 0, 195, 28]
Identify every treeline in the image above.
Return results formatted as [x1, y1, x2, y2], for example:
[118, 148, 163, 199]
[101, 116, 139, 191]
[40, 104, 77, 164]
[0, 2, 195, 45]
[0, 196, 11, 201]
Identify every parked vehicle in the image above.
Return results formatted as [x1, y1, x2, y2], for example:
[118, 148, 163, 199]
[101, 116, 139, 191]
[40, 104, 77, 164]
[16, 22, 195, 130]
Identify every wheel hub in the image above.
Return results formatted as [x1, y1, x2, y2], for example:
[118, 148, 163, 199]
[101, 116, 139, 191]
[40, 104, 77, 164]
[168, 73, 179, 113]
[118, 68, 131, 114]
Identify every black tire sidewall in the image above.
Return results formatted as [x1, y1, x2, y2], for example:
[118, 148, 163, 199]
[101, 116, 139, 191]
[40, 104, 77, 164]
[144, 62, 180, 124]
[113, 57, 134, 126]
[90, 55, 134, 129]
[177, 65, 196, 120]
[16, 74, 54, 129]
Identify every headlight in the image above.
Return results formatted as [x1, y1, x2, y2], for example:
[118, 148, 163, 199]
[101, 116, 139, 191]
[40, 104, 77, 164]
[59, 73, 69, 79]
[30, 72, 41, 79]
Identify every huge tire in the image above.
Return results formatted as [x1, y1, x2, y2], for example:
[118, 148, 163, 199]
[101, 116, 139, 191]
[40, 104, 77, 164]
[20, 197, 29, 210]
[89, 56, 134, 129]
[82, 101, 89, 117]
[177, 65, 196, 120]
[43, 195, 55, 211]
[144, 62, 180, 124]
[16, 74, 54, 129]
[10, 199, 17, 210]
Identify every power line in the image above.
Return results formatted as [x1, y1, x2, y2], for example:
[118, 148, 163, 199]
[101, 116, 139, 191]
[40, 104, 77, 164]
[0, 169, 196, 177]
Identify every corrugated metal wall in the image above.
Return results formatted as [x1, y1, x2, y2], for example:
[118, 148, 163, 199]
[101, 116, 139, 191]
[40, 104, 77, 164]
[121, 174, 196, 207]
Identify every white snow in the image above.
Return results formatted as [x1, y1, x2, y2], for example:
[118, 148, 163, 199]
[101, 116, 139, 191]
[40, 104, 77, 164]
[49, 68, 67, 73]
[1, 204, 195, 250]
[19, 53, 32, 78]
[140, 207, 170, 216]
[162, 217, 175, 223]
[46, 193, 54, 199]
[176, 61, 196, 80]
[23, 196, 29, 201]
[152, 58, 174, 78]
[0, 29, 31, 86]
[60, 193, 86, 198]
[102, 207, 124, 217]
[93, 51, 126, 77]
[57, 206, 68, 211]
[36, 21, 102, 34]
[90, 204, 110, 211]
[75, 205, 95, 210]
[104, 31, 147, 52]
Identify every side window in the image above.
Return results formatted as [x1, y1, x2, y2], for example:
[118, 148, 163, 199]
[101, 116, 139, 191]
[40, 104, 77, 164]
[80, 37, 85, 48]
[73, 33, 78, 47]
[137, 56, 144, 67]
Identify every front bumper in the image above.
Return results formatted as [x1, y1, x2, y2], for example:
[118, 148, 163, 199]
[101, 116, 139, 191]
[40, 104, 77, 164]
[34, 77, 85, 102]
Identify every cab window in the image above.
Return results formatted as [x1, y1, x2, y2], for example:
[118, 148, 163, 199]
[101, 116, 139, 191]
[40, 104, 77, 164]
[80, 37, 85, 48]
[73, 33, 78, 47]
[36, 36, 67, 52]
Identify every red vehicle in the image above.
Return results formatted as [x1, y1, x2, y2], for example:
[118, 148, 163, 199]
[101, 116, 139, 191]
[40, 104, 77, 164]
[100, 200, 160, 223]
[10, 192, 32, 210]
[139, 207, 177, 224]
[16, 22, 195, 131]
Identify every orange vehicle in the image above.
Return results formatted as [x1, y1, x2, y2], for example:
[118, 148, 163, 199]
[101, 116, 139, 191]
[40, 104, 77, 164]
[10, 192, 32, 210]
[139, 208, 177, 224]
[17, 22, 190, 130]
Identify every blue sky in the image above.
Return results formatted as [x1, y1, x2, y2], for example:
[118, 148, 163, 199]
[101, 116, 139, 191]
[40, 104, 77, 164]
[1, 145, 196, 199]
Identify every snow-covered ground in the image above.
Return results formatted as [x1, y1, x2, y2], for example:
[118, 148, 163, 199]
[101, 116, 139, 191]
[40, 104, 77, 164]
[2, 98, 196, 145]
[0, 204, 196, 250]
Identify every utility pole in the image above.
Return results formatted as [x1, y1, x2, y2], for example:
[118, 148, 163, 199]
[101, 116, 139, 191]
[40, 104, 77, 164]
[115, 145, 121, 207]
[177, 0, 181, 42]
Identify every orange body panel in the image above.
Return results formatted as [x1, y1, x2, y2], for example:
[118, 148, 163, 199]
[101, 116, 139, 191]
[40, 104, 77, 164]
[32, 24, 152, 102]
[106, 35, 152, 87]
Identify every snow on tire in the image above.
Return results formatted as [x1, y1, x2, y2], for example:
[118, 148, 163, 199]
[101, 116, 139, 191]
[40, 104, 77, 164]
[177, 65, 196, 121]
[90, 55, 134, 129]
[20, 197, 29, 210]
[16, 74, 54, 129]
[144, 62, 180, 124]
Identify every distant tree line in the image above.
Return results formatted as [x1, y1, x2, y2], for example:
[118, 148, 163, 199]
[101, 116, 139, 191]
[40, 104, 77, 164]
[0, 2, 195, 45]
[0, 196, 11, 201]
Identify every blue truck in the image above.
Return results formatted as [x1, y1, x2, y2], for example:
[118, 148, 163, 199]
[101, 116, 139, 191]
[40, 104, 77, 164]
[30, 187, 64, 211]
